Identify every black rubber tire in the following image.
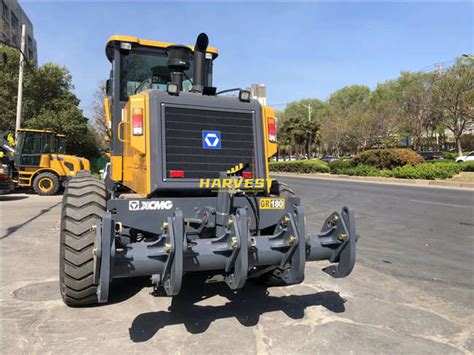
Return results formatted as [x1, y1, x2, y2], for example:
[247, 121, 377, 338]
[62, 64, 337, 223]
[59, 171, 106, 306]
[32, 172, 60, 196]
[259, 181, 297, 286]
[74, 170, 90, 178]
[278, 181, 296, 198]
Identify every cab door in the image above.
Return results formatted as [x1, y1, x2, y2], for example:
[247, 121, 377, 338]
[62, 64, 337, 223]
[17, 132, 44, 167]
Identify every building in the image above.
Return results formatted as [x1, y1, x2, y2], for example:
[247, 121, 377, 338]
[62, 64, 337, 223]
[0, 0, 37, 64]
[247, 84, 267, 106]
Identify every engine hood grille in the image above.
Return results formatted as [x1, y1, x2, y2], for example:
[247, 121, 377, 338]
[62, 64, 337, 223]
[164, 106, 256, 179]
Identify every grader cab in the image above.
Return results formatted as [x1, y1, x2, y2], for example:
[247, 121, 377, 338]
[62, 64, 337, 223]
[59, 33, 357, 306]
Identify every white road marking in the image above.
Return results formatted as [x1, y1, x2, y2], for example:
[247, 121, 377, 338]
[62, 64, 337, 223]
[408, 199, 471, 209]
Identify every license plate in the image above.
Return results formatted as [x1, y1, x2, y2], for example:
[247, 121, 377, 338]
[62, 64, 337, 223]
[259, 198, 285, 210]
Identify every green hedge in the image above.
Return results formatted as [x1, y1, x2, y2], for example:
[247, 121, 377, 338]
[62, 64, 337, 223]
[386, 162, 462, 180]
[442, 151, 457, 160]
[353, 148, 424, 169]
[347, 164, 382, 176]
[272, 159, 474, 180]
[269, 160, 330, 173]
[329, 160, 381, 176]
[460, 161, 474, 172]
[328, 159, 352, 174]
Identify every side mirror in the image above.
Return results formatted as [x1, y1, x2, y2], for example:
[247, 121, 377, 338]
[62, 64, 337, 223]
[106, 79, 112, 95]
[58, 146, 64, 154]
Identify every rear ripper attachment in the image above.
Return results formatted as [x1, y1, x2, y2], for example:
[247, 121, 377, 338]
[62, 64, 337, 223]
[83, 180, 357, 304]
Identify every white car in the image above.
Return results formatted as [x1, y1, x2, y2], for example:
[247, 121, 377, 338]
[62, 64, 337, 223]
[455, 151, 474, 163]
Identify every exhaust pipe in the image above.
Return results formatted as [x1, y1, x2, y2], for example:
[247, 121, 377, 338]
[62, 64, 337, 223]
[191, 33, 209, 93]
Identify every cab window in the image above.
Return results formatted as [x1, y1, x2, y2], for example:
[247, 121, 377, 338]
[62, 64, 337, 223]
[120, 48, 194, 100]
[21, 134, 42, 154]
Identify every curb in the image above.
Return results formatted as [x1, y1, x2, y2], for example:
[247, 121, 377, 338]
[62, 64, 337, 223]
[270, 172, 474, 190]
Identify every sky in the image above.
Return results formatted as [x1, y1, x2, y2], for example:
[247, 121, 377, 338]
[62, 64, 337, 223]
[21, 1, 473, 115]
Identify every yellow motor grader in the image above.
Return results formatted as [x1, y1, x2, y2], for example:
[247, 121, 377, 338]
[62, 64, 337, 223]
[59, 33, 357, 306]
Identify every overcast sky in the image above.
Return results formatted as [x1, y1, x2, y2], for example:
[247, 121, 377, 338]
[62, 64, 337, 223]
[21, 1, 473, 115]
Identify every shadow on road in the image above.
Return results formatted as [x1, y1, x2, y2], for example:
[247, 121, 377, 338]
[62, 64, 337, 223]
[129, 275, 346, 342]
[0, 195, 29, 201]
[107, 277, 152, 305]
[1, 201, 62, 239]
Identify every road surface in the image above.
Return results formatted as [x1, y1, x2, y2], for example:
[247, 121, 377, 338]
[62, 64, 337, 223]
[0, 178, 473, 354]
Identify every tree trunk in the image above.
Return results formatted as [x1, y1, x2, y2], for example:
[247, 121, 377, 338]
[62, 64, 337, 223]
[307, 134, 312, 159]
[456, 138, 463, 157]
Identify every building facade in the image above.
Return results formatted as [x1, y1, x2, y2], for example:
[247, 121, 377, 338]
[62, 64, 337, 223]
[0, 0, 37, 64]
[247, 84, 267, 106]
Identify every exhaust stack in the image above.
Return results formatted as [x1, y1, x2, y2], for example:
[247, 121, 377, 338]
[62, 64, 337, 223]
[191, 33, 209, 93]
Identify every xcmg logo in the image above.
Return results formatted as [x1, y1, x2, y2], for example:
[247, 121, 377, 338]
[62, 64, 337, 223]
[129, 200, 173, 211]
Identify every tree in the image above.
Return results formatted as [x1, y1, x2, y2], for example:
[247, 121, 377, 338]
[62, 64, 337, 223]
[0, 46, 24, 130]
[90, 81, 111, 150]
[367, 81, 406, 148]
[322, 85, 371, 155]
[328, 85, 370, 112]
[282, 99, 327, 158]
[0, 45, 100, 158]
[395, 72, 437, 151]
[432, 57, 474, 156]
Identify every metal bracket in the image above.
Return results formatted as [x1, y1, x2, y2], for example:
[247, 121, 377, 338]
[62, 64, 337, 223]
[161, 210, 184, 296]
[97, 212, 113, 303]
[281, 206, 306, 284]
[322, 206, 357, 278]
[224, 207, 249, 290]
[93, 218, 102, 285]
[267, 207, 306, 285]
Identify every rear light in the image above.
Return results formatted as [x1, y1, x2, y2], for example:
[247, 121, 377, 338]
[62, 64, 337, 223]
[268, 117, 276, 142]
[132, 108, 143, 136]
[242, 171, 253, 179]
[170, 170, 184, 178]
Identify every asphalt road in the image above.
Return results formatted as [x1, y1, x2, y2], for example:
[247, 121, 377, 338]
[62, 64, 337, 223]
[0, 178, 473, 354]
[279, 176, 474, 310]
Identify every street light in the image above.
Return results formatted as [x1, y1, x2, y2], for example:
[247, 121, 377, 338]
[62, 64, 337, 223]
[303, 103, 312, 122]
[16, 24, 27, 139]
[1, 25, 28, 139]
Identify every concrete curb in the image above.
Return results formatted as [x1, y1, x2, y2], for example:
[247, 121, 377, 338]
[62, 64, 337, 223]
[270, 172, 474, 190]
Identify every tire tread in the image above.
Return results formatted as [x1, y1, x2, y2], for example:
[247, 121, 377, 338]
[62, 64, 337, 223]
[59, 171, 106, 306]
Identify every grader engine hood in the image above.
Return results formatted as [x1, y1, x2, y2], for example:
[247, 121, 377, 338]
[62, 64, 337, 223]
[125, 90, 267, 195]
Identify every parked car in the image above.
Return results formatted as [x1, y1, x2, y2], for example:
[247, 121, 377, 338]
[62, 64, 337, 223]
[418, 151, 446, 160]
[455, 151, 474, 163]
[320, 155, 339, 164]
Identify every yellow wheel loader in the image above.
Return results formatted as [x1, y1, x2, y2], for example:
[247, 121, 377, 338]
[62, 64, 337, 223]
[6, 129, 90, 195]
[59, 33, 357, 306]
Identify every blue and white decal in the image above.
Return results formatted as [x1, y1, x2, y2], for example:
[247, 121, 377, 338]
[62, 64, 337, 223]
[202, 130, 221, 149]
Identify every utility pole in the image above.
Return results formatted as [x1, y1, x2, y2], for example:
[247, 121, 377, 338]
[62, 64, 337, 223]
[303, 103, 312, 122]
[303, 103, 313, 158]
[15, 24, 26, 139]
